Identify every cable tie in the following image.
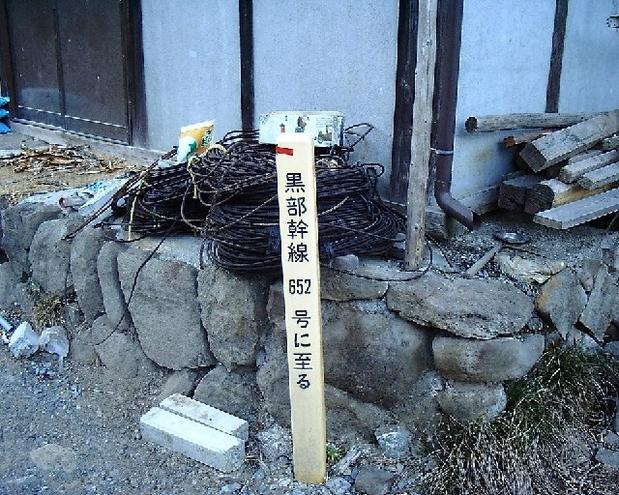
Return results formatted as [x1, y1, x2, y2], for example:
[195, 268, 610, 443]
[430, 148, 454, 156]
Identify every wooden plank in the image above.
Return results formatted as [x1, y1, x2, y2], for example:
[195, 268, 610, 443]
[578, 162, 619, 190]
[533, 188, 619, 229]
[275, 133, 326, 484]
[404, 0, 438, 269]
[465, 112, 603, 133]
[559, 149, 619, 183]
[600, 134, 619, 151]
[498, 174, 542, 210]
[525, 178, 616, 213]
[520, 111, 619, 172]
[503, 131, 550, 148]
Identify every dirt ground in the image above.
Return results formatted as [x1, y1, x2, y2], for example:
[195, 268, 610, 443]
[0, 347, 262, 495]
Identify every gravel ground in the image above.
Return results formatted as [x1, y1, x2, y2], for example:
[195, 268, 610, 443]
[0, 349, 262, 495]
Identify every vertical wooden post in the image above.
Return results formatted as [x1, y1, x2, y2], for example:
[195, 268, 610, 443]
[405, 0, 439, 270]
[275, 133, 326, 484]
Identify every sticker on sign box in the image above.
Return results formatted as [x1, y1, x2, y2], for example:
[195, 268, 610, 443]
[259, 111, 344, 147]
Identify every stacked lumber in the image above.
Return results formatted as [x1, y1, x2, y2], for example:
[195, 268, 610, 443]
[469, 110, 619, 229]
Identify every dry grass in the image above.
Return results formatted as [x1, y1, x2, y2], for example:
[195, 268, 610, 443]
[422, 345, 619, 495]
[27, 283, 65, 328]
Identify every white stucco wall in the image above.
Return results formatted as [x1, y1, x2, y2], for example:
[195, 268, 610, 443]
[252, 0, 399, 193]
[141, 0, 242, 150]
[451, 0, 555, 211]
[559, 0, 619, 113]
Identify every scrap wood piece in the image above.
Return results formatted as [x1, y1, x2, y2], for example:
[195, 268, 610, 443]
[520, 110, 619, 172]
[498, 174, 543, 210]
[559, 149, 619, 183]
[533, 188, 619, 229]
[466, 112, 602, 133]
[525, 178, 616, 214]
[503, 131, 552, 148]
[578, 162, 619, 190]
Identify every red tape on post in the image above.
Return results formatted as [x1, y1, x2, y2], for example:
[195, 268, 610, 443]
[276, 146, 294, 156]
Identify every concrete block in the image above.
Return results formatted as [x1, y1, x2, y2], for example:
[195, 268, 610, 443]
[140, 407, 244, 472]
[159, 393, 249, 440]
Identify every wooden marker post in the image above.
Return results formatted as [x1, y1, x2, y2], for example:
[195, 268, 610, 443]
[275, 133, 326, 484]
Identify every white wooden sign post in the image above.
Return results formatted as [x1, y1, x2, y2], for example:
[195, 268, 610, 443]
[275, 133, 326, 484]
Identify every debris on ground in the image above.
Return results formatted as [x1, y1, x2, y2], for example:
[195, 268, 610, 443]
[38, 325, 70, 365]
[8, 321, 38, 358]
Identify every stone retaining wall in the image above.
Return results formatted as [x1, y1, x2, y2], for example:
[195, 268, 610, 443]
[6, 193, 610, 444]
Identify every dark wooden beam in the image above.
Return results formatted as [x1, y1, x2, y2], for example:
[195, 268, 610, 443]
[546, 0, 568, 113]
[239, 0, 254, 131]
[0, 0, 16, 115]
[122, 0, 148, 146]
[390, 0, 419, 202]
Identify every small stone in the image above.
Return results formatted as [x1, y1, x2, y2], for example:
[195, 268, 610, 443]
[331, 444, 372, 476]
[596, 447, 619, 469]
[605, 341, 619, 361]
[331, 254, 360, 272]
[536, 269, 587, 339]
[38, 325, 69, 363]
[220, 482, 242, 494]
[29, 444, 77, 473]
[437, 381, 507, 422]
[156, 370, 199, 402]
[601, 237, 619, 272]
[387, 272, 533, 339]
[8, 322, 39, 358]
[256, 424, 292, 462]
[374, 425, 411, 459]
[496, 252, 565, 284]
[603, 431, 619, 448]
[432, 334, 544, 382]
[354, 466, 395, 495]
[579, 266, 618, 341]
[325, 476, 351, 495]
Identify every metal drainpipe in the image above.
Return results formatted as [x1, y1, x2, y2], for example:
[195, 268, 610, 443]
[431, 0, 480, 230]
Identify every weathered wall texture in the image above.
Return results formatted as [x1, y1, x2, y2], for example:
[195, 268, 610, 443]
[141, 0, 242, 150]
[559, 0, 619, 113]
[451, 0, 555, 211]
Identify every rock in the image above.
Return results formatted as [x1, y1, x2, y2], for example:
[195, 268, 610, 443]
[14, 282, 36, 321]
[93, 316, 156, 378]
[320, 268, 388, 302]
[601, 237, 619, 272]
[156, 370, 199, 402]
[432, 334, 544, 382]
[70, 226, 106, 321]
[331, 254, 360, 272]
[38, 325, 69, 363]
[117, 245, 214, 370]
[615, 407, 619, 434]
[374, 425, 411, 459]
[604, 341, 619, 361]
[437, 381, 507, 422]
[578, 259, 603, 292]
[68, 331, 98, 365]
[219, 483, 242, 494]
[29, 216, 83, 295]
[62, 302, 84, 337]
[386, 272, 533, 339]
[354, 466, 395, 495]
[29, 444, 77, 473]
[0, 262, 19, 308]
[268, 284, 433, 407]
[603, 431, 619, 449]
[579, 265, 618, 341]
[496, 252, 565, 284]
[595, 447, 619, 469]
[325, 476, 351, 495]
[257, 341, 393, 444]
[197, 264, 270, 370]
[193, 365, 259, 421]
[331, 444, 373, 476]
[1, 201, 62, 277]
[256, 423, 292, 462]
[8, 322, 39, 358]
[97, 241, 133, 332]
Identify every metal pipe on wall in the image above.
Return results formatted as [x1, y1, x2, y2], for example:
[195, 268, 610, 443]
[432, 0, 480, 230]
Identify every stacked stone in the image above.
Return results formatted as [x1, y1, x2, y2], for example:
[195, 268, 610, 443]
[0, 192, 549, 439]
[386, 272, 542, 422]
